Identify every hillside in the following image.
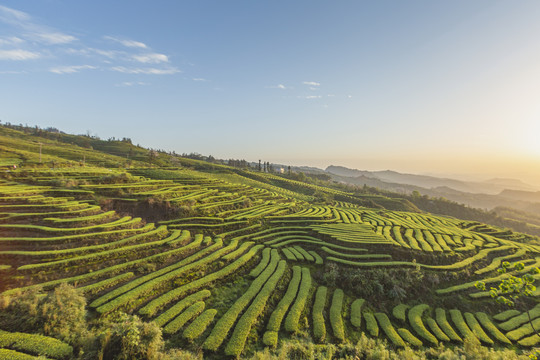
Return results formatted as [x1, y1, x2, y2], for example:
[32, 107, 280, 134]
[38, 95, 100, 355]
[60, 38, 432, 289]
[1, 125, 540, 359]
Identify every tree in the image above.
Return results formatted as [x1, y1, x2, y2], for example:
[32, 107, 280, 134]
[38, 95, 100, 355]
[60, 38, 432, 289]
[98, 313, 163, 360]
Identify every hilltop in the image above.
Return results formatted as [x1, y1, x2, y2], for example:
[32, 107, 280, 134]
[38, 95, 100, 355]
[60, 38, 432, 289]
[0, 123, 539, 359]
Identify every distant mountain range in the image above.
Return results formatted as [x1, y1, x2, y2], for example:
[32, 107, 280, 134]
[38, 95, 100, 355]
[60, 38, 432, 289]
[325, 165, 539, 194]
[281, 164, 540, 214]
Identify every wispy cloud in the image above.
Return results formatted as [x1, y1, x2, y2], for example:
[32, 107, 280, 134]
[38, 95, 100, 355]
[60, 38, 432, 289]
[0, 49, 40, 60]
[0, 5, 76, 45]
[115, 81, 149, 87]
[111, 66, 180, 75]
[104, 36, 147, 49]
[298, 95, 322, 99]
[0, 36, 24, 46]
[33, 32, 76, 45]
[266, 84, 289, 89]
[0, 5, 190, 81]
[192, 78, 208, 82]
[49, 65, 97, 74]
[132, 53, 168, 64]
[303, 81, 320, 87]
[0, 5, 30, 23]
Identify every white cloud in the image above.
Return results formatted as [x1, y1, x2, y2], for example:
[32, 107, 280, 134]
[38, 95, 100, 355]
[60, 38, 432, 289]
[266, 84, 288, 89]
[0, 5, 30, 23]
[32, 32, 76, 44]
[0, 49, 40, 60]
[132, 53, 168, 64]
[0, 36, 24, 46]
[49, 65, 96, 74]
[327, 94, 335, 97]
[111, 66, 180, 75]
[347, 95, 353, 98]
[0, 70, 26, 74]
[303, 81, 320, 86]
[0, 6, 76, 45]
[115, 81, 148, 87]
[298, 95, 322, 99]
[104, 36, 147, 49]
[192, 78, 208, 82]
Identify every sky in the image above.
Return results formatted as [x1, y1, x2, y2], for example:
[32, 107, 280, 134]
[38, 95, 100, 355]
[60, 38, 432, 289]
[1, 1, 540, 184]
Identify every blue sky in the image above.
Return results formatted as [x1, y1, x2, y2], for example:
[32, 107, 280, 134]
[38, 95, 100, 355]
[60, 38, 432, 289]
[1, 1, 540, 183]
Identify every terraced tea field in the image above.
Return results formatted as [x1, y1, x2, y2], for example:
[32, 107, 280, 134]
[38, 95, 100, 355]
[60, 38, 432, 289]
[1, 165, 540, 358]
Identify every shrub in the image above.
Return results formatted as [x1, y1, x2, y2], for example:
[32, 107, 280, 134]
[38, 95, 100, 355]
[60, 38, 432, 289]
[350, 299, 364, 328]
[374, 313, 405, 347]
[329, 289, 345, 342]
[397, 328, 422, 347]
[203, 249, 280, 351]
[153, 290, 211, 327]
[284, 267, 312, 333]
[266, 266, 302, 332]
[312, 286, 328, 343]
[449, 309, 479, 344]
[182, 309, 217, 341]
[364, 312, 379, 337]
[475, 312, 511, 344]
[97, 313, 163, 360]
[392, 304, 409, 322]
[0, 330, 73, 359]
[224, 260, 287, 356]
[408, 304, 438, 345]
[435, 308, 462, 342]
[163, 301, 205, 335]
[464, 312, 493, 345]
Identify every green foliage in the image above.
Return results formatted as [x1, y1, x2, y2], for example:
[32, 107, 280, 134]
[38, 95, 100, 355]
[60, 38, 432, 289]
[163, 301, 205, 335]
[266, 266, 302, 332]
[350, 299, 364, 329]
[39, 284, 87, 344]
[284, 268, 312, 333]
[435, 308, 462, 342]
[464, 312, 493, 345]
[0, 348, 37, 360]
[203, 249, 280, 351]
[312, 286, 327, 343]
[262, 331, 278, 348]
[475, 261, 540, 307]
[141, 244, 263, 318]
[374, 313, 405, 347]
[249, 247, 271, 277]
[363, 312, 379, 337]
[425, 317, 450, 342]
[98, 313, 163, 360]
[407, 304, 438, 345]
[475, 312, 511, 344]
[397, 328, 423, 347]
[0, 284, 87, 347]
[182, 309, 217, 341]
[329, 289, 345, 342]
[97, 239, 223, 315]
[449, 309, 480, 344]
[392, 304, 409, 322]
[225, 260, 287, 356]
[493, 309, 521, 322]
[0, 329, 73, 359]
[498, 304, 540, 331]
[153, 290, 211, 327]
